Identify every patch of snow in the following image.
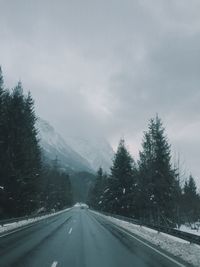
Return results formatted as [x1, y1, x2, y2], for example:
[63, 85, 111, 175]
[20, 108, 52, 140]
[104, 188, 109, 193]
[178, 224, 200, 236]
[142, 226, 158, 234]
[150, 194, 155, 201]
[160, 232, 189, 244]
[0, 208, 71, 235]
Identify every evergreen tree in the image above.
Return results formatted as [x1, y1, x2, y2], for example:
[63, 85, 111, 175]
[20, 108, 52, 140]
[0, 66, 4, 181]
[39, 161, 73, 211]
[4, 83, 25, 216]
[0, 67, 5, 216]
[88, 167, 107, 210]
[103, 139, 136, 216]
[19, 91, 41, 214]
[0, 88, 10, 199]
[172, 173, 182, 227]
[0, 68, 73, 218]
[182, 175, 199, 223]
[138, 131, 154, 222]
[58, 172, 73, 209]
[0, 66, 3, 89]
[138, 116, 178, 225]
[0, 66, 4, 178]
[3, 82, 41, 216]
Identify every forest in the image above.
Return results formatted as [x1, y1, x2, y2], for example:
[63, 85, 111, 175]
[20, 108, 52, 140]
[88, 117, 200, 227]
[0, 67, 73, 219]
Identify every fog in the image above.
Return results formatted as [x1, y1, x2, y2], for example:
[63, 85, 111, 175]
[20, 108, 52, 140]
[0, 0, 200, 185]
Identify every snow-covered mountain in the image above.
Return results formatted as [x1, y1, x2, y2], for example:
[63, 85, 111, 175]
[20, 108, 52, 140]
[65, 136, 114, 173]
[36, 118, 92, 172]
[36, 118, 114, 173]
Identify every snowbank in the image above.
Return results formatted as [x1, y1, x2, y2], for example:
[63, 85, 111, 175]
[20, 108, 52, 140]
[92, 211, 200, 267]
[178, 224, 200, 236]
[0, 208, 71, 235]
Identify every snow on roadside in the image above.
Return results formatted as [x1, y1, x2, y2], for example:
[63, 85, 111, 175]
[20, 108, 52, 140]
[178, 225, 200, 236]
[0, 208, 71, 235]
[92, 210, 200, 267]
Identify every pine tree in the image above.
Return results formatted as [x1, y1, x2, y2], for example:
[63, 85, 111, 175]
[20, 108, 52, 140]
[104, 139, 136, 216]
[138, 131, 154, 222]
[0, 69, 73, 218]
[39, 161, 73, 212]
[0, 66, 4, 176]
[57, 172, 73, 209]
[0, 67, 5, 217]
[182, 175, 199, 223]
[138, 116, 178, 225]
[5, 83, 26, 216]
[88, 167, 107, 210]
[0, 66, 4, 179]
[3, 83, 41, 216]
[19, 91, 41, 214]
[0, 90, 11, 217]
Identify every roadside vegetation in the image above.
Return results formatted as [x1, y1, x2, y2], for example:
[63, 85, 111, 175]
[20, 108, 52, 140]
[0, 67, 73, 219]
[88, 116, 200, 228]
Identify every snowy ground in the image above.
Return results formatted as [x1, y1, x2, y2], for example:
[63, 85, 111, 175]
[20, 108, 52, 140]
[92, 211, 200, 267]
[178, 224, 200, 236]
[0, 207, 71, 235]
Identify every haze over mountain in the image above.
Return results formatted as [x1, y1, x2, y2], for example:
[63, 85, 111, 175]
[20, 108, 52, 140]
[36, 118, 91, 173]
[65, 136, 114, 173]
[36, 118, 114, 173]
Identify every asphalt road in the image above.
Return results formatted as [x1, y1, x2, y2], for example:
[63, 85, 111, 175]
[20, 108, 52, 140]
[0, 207, 189, 267]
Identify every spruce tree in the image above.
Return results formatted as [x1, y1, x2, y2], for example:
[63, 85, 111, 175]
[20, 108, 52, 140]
[0, 66, 4, 180]
[39, 161, 73, 211]
[0, 67, 5, 217]
[57, 172, 73, 209]
[104, 139, 136, 216]
[4, 83, 26, 216]
[138, 131, 154, 222]
[182, 175, 199, 223]
[20, 91, 41, 214]
[0, 66, 4, 174]
[0, 69, 73, 218]
[4, 83, 41, 216]
[88, 167, 107, 210]
[138, 116, 177, 224]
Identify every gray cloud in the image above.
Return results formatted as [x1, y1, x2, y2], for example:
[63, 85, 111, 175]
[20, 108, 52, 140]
[0, 0, 200, 186]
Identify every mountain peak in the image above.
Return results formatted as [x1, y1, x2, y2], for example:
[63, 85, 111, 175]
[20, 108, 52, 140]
[36, 118, 114, 173]
[36, 118, 92, 172]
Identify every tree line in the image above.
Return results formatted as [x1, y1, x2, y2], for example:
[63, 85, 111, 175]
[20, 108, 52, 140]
[88, 116, 200, 227]
[0, 67, 73, 219]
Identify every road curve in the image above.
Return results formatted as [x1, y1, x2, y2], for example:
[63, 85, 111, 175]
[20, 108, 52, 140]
[0, 207, 189, 267]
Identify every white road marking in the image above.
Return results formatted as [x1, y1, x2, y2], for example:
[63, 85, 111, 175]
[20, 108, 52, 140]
[68, 227, 73, 234]
[112, 223, 186, 267]
[51, 261, 58, 267]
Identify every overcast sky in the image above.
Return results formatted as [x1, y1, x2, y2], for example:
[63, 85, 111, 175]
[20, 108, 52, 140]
[0, 0, 200, 186]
